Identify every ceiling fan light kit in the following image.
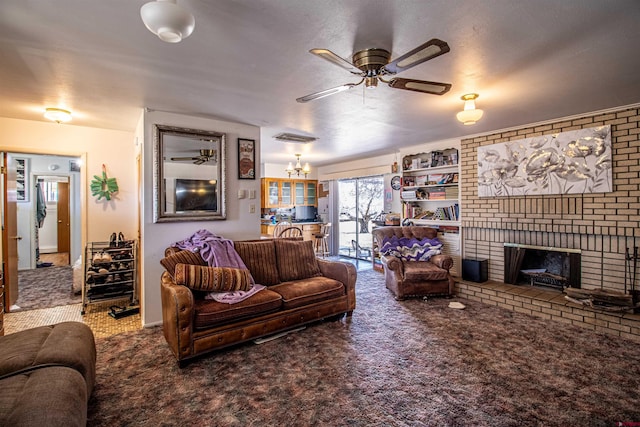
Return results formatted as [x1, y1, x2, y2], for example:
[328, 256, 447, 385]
[44, 107, 72, 123]
[297, 39, 451, 103]
[140, 0, 195, 43]
[456, 93, 484, 125]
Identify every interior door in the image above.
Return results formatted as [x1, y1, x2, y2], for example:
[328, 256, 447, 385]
[2, 153, 19, 310]
[57, 181, 70, 264]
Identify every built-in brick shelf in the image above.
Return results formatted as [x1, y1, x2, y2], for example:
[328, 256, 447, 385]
[455, 280, 640, 343]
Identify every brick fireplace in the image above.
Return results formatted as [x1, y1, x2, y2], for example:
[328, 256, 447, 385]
[459, 106, 640, 296]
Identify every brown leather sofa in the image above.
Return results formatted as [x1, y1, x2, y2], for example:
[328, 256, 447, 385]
[372, 226, 454, 300]
[160, 238, 357, 366]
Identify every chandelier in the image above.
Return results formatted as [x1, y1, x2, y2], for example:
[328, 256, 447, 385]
[285, 154, 311, 178]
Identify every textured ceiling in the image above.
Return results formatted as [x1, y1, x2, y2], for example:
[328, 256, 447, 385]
[1, 1, 639, 166]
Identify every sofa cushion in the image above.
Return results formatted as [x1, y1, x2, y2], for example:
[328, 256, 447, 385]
[380, 236, 442, 262]
[274, 239, 321, 282]
[160, 250, 206, 278]
[0, 367, 88, 427]
[174, 264, 253, 292]
[193, 289, 283, 329]
[234, 240, 280, 286]
[0, 322, 96, 396]
[269, 277, 344, 310]
[403, 261, 450, 281]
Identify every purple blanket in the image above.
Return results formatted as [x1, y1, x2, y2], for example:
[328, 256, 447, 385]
[172, 230, 260, 303]
[172, 229, 249, 271]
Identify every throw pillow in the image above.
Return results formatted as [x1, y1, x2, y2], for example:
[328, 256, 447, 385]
[174, 264, 253, 292]
[234, 240, 280, 286]
[380, 236, 443, 262]
[160, 250, 206, 278]
[274, 239, 321, 282]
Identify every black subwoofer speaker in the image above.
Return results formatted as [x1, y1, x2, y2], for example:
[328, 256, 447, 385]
[462, 258, 488, 283]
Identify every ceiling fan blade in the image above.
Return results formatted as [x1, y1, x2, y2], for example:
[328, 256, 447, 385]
[388, 78, 452, 95]
[296, 82, 361, 103]
[194, 159, 205, 165]
[382, 39, 450, 75]
[309, 49, 363, 75]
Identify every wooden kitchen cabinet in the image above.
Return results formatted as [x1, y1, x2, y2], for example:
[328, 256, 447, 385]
[262, 178, 317, 208]
[262, 178, 293, 208]
[301, 223, 321, 241]
[261, 223, 321, 242]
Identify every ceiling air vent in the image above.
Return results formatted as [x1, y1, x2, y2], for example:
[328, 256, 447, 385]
[273, 133, 318, 144]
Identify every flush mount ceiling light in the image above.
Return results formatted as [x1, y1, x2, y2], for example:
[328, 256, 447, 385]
[456, 93, 484, 125]
[140, 0, 195, 43]
[44, 107, 72, 123]
[285, 154, 311, 178]
[274, 133, 318, 144]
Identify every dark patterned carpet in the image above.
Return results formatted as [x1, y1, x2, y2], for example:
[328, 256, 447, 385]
[15, 265, 81, 311]
[88, 269, 640, 426]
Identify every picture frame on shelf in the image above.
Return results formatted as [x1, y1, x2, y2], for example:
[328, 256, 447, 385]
[238, 138, 255, 180]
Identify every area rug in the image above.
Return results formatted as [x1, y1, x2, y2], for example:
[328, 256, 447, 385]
[15, 265, 81, 311]
[88, 269, 640, 426]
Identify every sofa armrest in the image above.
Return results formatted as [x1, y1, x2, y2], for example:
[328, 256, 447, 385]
[381, 255, 403, 273]
[161, 271, 195, 361]
[317, 259, 357, 313]
[430, 254, 453, 271]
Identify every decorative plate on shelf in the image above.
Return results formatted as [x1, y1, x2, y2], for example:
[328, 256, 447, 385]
[391, 175, 402, 190]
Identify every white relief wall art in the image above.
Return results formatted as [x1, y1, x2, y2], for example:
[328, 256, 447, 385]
[477, 125, 612, 197]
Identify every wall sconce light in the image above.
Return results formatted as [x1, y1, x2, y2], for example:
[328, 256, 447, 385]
[456, 93, 484, 125]
[140, 0, 195, 43]
[285, 154, 311, 178]
[44, 108, 72, 123]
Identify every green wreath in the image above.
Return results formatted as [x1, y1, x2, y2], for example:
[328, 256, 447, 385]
[91, 164, 119, 201]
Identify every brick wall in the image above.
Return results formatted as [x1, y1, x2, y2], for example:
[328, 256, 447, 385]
[461, 106, 640, 292]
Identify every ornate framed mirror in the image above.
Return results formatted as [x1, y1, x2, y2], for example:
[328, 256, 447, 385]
[153, 124, 226, 222]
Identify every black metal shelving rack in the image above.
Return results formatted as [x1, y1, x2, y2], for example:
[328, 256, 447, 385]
[82, 240, 138, 315]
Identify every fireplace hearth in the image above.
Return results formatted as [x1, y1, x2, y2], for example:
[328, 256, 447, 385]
[504, 243, 581, 290]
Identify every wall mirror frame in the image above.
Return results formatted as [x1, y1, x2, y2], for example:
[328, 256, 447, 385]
[153, 124, 227, 223]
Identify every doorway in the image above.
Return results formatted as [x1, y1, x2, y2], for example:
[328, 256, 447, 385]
[3, 152, 82, 312]
[36, 176, 71, 266]
[337, 176, 384, 261]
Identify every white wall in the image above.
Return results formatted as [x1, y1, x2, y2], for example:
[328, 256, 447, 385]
[140, 111, 261, 326]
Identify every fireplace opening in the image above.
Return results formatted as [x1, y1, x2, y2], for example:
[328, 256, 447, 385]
[504, 243, 581, 290]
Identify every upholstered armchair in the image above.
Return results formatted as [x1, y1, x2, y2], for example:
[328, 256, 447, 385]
[372, 226, 454, 300]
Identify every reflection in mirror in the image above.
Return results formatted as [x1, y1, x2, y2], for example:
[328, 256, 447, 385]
[153, 125, 226, 222]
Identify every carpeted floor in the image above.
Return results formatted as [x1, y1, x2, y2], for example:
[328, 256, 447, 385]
[88, 269, 640, 426]
[15, 265, 81, 311]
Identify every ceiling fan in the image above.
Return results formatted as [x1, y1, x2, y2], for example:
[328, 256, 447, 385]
[296, 38, 451, 103]
[170, 149, 217, 165]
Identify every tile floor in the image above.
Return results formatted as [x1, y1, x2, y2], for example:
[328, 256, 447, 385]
[5, 299, 141, 339]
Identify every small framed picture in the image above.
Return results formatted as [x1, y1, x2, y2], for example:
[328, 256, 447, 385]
[238, 138, 255, 180]
[69, 159, 81, 172]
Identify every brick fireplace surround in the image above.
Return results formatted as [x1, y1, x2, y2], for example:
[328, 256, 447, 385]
[456, 105, 640, 342]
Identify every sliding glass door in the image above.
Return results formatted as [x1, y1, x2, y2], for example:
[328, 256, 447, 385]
[337, 176, 384, 261]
